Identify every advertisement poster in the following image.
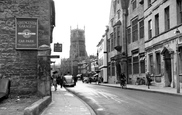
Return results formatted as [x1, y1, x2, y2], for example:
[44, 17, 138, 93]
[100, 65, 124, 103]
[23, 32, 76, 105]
[16, 18, 38, 49]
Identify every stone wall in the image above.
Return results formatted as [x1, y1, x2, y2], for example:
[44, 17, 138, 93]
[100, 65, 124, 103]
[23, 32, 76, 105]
[0, 0, 51, 95]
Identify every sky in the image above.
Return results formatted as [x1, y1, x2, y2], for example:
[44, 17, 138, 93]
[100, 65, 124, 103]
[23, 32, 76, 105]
[51, 0, 111, 65]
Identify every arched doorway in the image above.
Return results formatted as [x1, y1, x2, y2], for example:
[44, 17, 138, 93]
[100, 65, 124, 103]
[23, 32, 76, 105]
[161, 47, 173, 87]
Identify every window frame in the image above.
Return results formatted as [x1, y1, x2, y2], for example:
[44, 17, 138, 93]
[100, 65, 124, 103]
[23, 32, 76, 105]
[127, 27, 131, 44]
[139, 20, 144, 39]
[156, 52, 161, 75]
[155, 14, 159, 36]
[148, 19, 152, 39]
[164, 6, 170, 31]
[132, 0, 137, 10]
[132, 18, 138, 42]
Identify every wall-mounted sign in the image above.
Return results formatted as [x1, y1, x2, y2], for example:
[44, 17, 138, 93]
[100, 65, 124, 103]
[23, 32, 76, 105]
[54, 43, 62, 52]
[16, 18, 38, 50]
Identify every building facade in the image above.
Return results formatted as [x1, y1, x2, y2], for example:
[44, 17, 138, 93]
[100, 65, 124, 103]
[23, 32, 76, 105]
[0, 0, 55, 95]
[144, 0, 182, 88]
[97, 35, 108, 83]
[126, 0, 145, 84]
[107, 0, 129, 84]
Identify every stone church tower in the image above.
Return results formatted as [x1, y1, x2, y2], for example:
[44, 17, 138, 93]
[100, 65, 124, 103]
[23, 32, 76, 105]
[69, 26, 87, 76]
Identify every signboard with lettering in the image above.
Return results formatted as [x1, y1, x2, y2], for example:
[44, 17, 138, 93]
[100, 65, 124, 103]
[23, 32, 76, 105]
[16, 18, 38, 49]
[54, 43, 62, 52]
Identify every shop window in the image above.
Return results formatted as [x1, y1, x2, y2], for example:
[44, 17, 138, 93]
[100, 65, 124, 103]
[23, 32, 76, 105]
[133, 56, 139, 74]
[128, 57, 132, 74]
[149, 54, 154, 74]
[156, 52, 161, 74]
[112, 63, 115, 76]
[140, 57, 145, 73]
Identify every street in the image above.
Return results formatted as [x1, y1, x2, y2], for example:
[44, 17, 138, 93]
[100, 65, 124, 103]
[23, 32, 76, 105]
[66, 81, 182, 115]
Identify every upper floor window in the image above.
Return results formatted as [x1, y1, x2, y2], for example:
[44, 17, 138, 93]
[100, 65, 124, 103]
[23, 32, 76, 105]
[139, 20, 144, 39]
[117, 26, 120, 45]
[117, 10, 120, 19]
[148, 0, 151, 7]
[164, 6, 170, 31]
[132, 18, 138, 42]
[110, 33, 114, 51]
[107, 39, 110, 52]
[155, 14, 159, 36]
[132, 0, 137, 10]
[148, 20, 152, 39]
[127, 27, 131, 44]
[111, 18, 114, 26]
[114, 28, 116, 47]
[177, 0, 182, 24]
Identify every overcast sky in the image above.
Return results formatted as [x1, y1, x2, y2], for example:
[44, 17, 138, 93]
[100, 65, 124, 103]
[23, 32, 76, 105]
[51, 0, 111, 65]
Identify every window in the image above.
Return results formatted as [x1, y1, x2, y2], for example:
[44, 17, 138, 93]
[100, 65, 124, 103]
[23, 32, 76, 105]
[139, 20, 144, 39]
[132, 18, 138, 42]
[165, 6, 170, 31]
[117, 26, 120, 45]
[179, 47, 182, 74]
[111, 33, 114, 51]
[148, 20, 152, 39]
[111, 19, 114, 26]
[148, 0, 151, 7]
[133, 56, 139, 74]
[112, 63, 115, 76]
[140, 57, 145, 73]
[149, 54, 154, 74]
[117, 10, 120, 19]
[132, 0, 136, 10]
[108, 63, 110, 76]
[127, 27, 131, 44]
[114, 28, 116, 47]
[128, 57, 132, 74]
[156, 52, 161, 74]
[177, 0, 182, 24]
[107, 39, 110, 52]
[155, 14, 159, 36]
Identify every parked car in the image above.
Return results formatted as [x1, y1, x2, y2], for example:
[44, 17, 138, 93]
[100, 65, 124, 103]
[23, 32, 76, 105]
[63, 75, 75, 87]
[83, 77, 90, 83]
[76, 74, 82, 80]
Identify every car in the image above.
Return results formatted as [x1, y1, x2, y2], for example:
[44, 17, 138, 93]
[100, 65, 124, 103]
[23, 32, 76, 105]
[76, 74, 82, 80]
[83, 77, 90, 83]
[63, 75, 75, 87]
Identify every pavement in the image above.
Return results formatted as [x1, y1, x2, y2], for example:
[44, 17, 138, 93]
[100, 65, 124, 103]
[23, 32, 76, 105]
[40, 86, 96, 115]
[40, 81, 182, 115]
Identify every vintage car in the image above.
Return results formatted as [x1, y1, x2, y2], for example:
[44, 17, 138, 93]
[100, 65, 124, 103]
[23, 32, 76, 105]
[63, 75, 75, 87]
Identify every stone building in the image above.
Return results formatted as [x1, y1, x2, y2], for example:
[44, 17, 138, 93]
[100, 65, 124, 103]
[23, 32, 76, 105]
[144, 0, 182, 88]
[126, 0, 145, 84]
[0, 0, 55, 96]
[107, 0, 129, 84]
[69, 27, 87, 77]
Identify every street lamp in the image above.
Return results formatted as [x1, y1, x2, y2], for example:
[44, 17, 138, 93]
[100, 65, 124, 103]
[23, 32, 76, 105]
[175, 28, 180, 93]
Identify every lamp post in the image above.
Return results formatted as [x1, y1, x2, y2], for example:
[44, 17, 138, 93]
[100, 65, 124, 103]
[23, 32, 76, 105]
[175, 28, 180, 93]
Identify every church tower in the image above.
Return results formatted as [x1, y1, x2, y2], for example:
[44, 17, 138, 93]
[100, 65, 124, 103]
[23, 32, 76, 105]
[70, 26, 87, 77]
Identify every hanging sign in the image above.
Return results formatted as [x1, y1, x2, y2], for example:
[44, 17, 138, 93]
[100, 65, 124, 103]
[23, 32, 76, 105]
[16, 18, 38, 49]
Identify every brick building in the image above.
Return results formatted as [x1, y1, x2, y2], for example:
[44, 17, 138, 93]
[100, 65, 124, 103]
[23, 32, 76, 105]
[0, 0, 55, 95]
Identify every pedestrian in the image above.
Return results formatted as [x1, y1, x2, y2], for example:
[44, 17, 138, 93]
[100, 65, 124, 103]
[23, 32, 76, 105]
[52, 71, 58, 91]
[59, 73, 64, 88]
[120, 72, 126, 88]
[146, 71, 152, 89]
